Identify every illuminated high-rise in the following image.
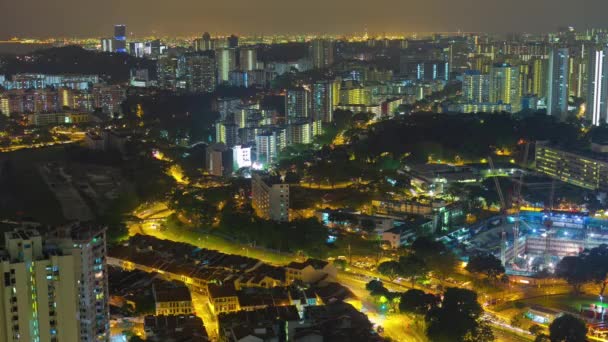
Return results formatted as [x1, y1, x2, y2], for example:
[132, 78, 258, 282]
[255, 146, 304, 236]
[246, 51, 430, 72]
[462, 70, 490, 103]
[286, 87, 311, 119]
[239, 47, 257, 71]
[183, 52, 216, 93]
[194, 32, 213, 51]
[546, 48, 570, 118]
[0, 226, 110, 342]
[310, 39, 335, 69]
[529, 58, 547, 97]
[312, 79, 337, 122]
[0, 229, 79, 341]
[489, 63, 521, 112]
[587, 46, 608, 126]
[216, 48, 237, 84]
[113, 25, 127, 53]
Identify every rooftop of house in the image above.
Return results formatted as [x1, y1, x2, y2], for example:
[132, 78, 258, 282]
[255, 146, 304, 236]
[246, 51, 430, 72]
[285, 259, 329, 271]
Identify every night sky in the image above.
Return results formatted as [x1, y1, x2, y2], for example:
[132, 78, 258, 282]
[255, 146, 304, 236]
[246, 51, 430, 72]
[0, 0, 606, 38]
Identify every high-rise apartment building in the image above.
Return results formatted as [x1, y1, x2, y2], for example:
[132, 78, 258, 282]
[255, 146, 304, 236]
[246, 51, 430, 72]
[0, 229, 79, 341]
[286, 88, 311, 119]
[0, 225, 110, 342]
[546, 48, 570, 119]
[183, 53, 216, 93]
[587, 46, 608, 126]
[255, 128, 286, 165]
[489, 63, 521, 113]
[239, 47, 257, 72]
[216, 48, 237, 84]
[194, 32, 213, 52]
[312, 80, 338, 122]
[251, 173, 290, 222]
[462, 71, 491, 103]
[48, 224, 110, 342]
[310, 39, 335, 69]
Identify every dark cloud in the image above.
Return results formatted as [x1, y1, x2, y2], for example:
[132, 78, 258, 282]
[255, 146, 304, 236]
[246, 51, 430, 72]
[0, 0, 606, 38]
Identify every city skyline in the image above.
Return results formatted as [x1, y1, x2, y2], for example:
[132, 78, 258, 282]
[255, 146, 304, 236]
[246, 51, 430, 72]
[1, 0, 608, 38]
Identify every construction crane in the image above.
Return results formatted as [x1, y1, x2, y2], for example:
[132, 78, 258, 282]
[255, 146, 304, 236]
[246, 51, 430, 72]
[512, 142, 530, 262]
[488, 157, 508, 266]
[544, 179, 556, 267]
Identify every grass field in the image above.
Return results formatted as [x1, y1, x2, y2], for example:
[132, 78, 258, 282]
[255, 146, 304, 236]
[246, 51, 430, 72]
[520, 294, 601, 313]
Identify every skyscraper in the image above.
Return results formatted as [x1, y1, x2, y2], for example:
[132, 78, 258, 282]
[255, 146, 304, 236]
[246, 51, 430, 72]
[48, 224, 110, 342]
[0, 229, 80, 341]
[195, 32, 213, 51]
[530, 58, 547, 97]
[113, 25, 127, 53]
[312, 80, 337, 122]
[157, 55, 179, 91]
[286, 87, 311, 119]
[587, 46, 608, 126]
[183, 52, 216, 93]
[462, 70, 490, 103]
[227, 34, 239, 48]
[489, 63, 521, 113]
[239, 47, 257, 71]
[0, 226, 109, 342]
[546, 48, 570, 119]
[310, 39, 335, 69]
[216, 48, 237, 84]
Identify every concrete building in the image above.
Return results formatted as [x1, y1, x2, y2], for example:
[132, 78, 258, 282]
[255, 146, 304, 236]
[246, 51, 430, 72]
[216, 48, 237, 84]
[183, 52, 216, 93]
[287, 118, 313, 145]
[547, 48, 570, 119]
[207, 283, 240, 315]
[490, 63, 521, 113]
[152, 283, 193, 316]
[285, 87, 311, 119]
[47, 224, 110, 342]
[113, 25, 127, 53]
[251, 173, 289, 222]
[310, 39, 334, 69]
[239, 47, 258, 71]
[284, 259, 337, 284]
[463, 70, 491, 103]
[205, 143, 232, 176]
[535, 141, 608, 192]
[0, 229, 79, 342]
[587, 46, 608, 126]
[254, 128, 286, 165]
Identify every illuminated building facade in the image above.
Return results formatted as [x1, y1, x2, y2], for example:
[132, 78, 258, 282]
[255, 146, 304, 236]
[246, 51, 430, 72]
[254, 128, 286, 165]
[0, 229, 79, 342]
[489, 63, 521, 113]
[287, 118, 312, 145]
[239, 47, 257, 71]
[48, 225, 110, 342]
[546, 48, 570, 118]
[113, 25, 127, 53]
[462, 70, 490, 103]
[310, 39, 334, 69]
[587, 46, 608, 126]
[252, 173, 290, 222]
[215, 121, 239, 147]
[216, 48, 237, 84]
[535, 142, 608, 192]
[0, 226, 109, 342]
[312, 79, 337, 122]
[183, 52, 216, 93]
[286, 88, 311, 119]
